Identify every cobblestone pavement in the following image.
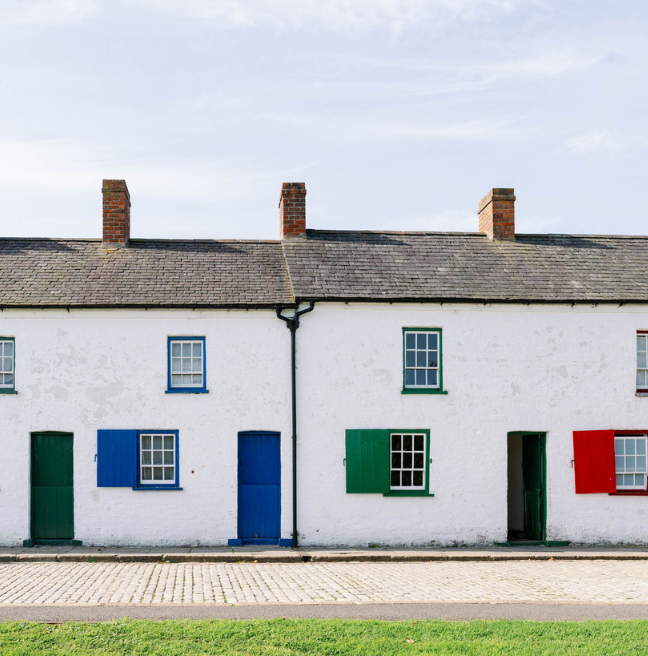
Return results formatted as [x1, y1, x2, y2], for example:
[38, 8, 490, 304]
[1, 561, 647, 606]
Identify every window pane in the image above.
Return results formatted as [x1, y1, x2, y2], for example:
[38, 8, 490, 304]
[627, 440, 635, 455]
[616, 456, 624, 472]
[171, 374, 182, 385]
[182, 343, 191, 356]
[172, 343, 181, 356]
[164, 451, 174, 465]
[427, 370, 438, 386]
[402, 471, 412, 487]
[391, 453, 401, 468]
[153, 435, 163, 449]
[171, 358, 181, 373]
[153, 451, 163, 465]
[416, 370, 426, 385]
[638, 371, 647, 387]
[416, 334, 426, 349]
[615, 439, 624, 455]
[626, 456, 636, 471]
[164, 435, 174, 450]
[192, 342, 202, 356]
[4, 374, 13, 386]
[428, 333, 438, 350]
[391, 471, 400, 487]
[392, 434, 401, 450]
[405, 351, 415, 367]
[182, 359, 191, 372]
[637, 474, 646, 487]
[403, 435, 412, 451]
[416, 352, 427, 367]
[624, 474, 634, 486]
[4, 358, 12, 372]
[428, 354, 438, 368]
[639, 353, 647, 368]
[637, 456, 646, 472]
[616, 474, 622, 486]
[403, 453, 412, 469]
[405, 334, 415, 349]
[405, 370, 415, 386]
[638, 335, 647, 350]
[414, 453, 424, 468]
[413, 471, 423, 487]
[414, 435, 424, 451]
[141, 467, 152, 480]
[638, 440, 646, 456]
[142, 435, 151, 449]
[164, 468, 174, 480]
[192, 359, 202, 373]
[5, 342, 13, 356]
[182, 374, 192, 384]
[142, 451, 151, 465]
[153, 467, 163, 480]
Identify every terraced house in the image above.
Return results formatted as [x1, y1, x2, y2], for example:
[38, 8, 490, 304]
[1, 180, 647, 548]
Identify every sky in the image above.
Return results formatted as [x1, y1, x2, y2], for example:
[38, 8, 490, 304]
[0, 0, 646, 240]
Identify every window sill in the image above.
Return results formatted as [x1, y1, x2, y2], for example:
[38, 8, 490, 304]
[609, 490, 648, 496]
[636, 392, 648, 397]
[401, 389, 448, 395]
[0, 389, 17, 395]
[132, 486, 183, 491]
[383, 491, 435, 497]
[165, 389, 209, 395]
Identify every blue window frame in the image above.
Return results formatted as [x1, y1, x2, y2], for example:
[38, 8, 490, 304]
[0, 337, 16, 394]
[166, 336, 208, 394]
[135, 430, 181, 490]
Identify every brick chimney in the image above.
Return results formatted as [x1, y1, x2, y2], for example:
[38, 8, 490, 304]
[478, 188, 515, 240]
[102, 179, 131, 246]
[279, 182, 306, 238]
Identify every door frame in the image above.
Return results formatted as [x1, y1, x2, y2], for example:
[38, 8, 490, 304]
[24, 431, 81, 547]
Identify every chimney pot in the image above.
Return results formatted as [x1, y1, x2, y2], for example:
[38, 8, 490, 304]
[279, 182, 306, 239]
[478, 188, 515, 240]
[102, 179, 131, 246]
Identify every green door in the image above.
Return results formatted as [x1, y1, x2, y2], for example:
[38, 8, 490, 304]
[522, 434, 545, 541]
[31, 433, 74, 540]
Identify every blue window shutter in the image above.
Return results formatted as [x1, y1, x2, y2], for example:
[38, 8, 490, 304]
[97, 430, 138, 487]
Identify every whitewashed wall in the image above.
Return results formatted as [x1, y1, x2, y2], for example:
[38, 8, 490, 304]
[296, 303, 648, 546]
[0, 309, 293, 547]
[3, 303, 648, 547]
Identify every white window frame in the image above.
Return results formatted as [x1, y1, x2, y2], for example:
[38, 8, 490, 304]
[0, 339, 15, 389]
[638, 333, 648, 392]
[139, 432, 177, 486]
[390, 432, 427, 491]
[403, 330, 441, 390]
[615, 434, 648, 491]
[169, 338, 204, 389]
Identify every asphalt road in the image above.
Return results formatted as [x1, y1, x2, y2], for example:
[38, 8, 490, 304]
[1, 603, 648, 622]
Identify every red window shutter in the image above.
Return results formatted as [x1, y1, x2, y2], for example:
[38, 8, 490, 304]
[573, 430, 616, 493]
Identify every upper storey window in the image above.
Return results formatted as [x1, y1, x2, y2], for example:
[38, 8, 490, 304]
[638, 332, 648, 393]
[167, 337, 208, 394]
[402, 329, 446, 395]
[0, 338, 15, 394]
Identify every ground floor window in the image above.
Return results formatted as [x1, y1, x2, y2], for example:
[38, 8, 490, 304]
[615, 434, 647, 490]
[390, 433, 426, 490]
[140, 433, 176, 484]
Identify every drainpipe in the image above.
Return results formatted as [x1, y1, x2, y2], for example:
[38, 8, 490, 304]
[276, 301, 315, 548]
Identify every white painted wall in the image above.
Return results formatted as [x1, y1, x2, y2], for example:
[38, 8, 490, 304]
[0, 309, 293, 547]
[296, 303, 648, 546]
[3, 302, 648, 547]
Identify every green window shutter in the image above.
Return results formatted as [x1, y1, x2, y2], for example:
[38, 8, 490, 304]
[345, 429, 390, 493]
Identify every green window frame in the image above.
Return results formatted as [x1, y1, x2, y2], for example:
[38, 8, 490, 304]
[402, 327, 447, 395]
[345, 429, 433, 497]
[0, 337, 16, 394]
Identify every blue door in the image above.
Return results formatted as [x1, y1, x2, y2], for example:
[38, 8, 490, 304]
[238, 431, 281, 545]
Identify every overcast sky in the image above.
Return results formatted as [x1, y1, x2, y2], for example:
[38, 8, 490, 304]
[1, 0, 646, 240]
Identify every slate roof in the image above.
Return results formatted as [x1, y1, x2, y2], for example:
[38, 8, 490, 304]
[0, 239, 293, 307]
[2, 231, 648, 307]
[281, 231, 648, 303]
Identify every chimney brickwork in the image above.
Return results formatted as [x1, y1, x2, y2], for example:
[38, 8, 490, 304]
[478, 188, 515, 240]
[279, 182, 306, 238]
[102, 179, 131, 246]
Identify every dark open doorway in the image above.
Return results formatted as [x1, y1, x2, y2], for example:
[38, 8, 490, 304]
[507, 432, 546, 543]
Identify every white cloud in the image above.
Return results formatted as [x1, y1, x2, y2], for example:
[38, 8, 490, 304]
[565, 130, 623, 155]
[136, 0, 532, 31]
[0, 0, 97, 26]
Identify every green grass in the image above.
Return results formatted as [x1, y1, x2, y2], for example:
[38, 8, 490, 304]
[0, 619, 647, 655]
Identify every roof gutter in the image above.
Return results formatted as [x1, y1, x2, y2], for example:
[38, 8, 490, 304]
[276, 301, 315, 549]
